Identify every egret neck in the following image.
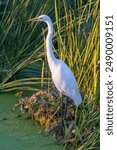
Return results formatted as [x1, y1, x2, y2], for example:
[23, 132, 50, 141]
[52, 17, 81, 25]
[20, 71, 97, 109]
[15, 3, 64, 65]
[46, 20, 57, 72]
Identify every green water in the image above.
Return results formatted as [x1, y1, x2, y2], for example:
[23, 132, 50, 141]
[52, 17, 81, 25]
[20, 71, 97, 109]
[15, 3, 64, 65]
[0, 93, 64, 150]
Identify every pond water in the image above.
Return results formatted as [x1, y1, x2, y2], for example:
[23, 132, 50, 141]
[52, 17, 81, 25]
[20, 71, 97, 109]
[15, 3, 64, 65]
[0, 93, 64, 150]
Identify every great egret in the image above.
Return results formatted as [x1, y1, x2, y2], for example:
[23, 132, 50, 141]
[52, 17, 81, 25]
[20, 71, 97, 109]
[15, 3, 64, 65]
[29, 15, 82, 121]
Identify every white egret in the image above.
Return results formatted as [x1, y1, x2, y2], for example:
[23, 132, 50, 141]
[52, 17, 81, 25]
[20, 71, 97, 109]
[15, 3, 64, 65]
[29, 15, 82, 121]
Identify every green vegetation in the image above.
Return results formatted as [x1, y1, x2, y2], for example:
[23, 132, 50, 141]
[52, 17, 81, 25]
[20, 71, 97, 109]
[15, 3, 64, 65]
[0, 0, 99, 149]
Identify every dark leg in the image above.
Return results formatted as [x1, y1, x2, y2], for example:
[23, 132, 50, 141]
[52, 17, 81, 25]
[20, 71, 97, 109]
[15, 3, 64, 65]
[64, 98, 68, 120]
[75, 106, 78, 125]
[60, 93, 64, 125]
[75, 105, 81, 125]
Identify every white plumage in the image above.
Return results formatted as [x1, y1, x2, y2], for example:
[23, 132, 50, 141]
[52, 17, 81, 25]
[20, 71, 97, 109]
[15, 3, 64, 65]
[29, 15, 82, 106]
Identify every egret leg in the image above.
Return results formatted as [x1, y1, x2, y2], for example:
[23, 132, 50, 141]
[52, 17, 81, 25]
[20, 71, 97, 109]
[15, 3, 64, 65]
[60, 93, 64, 125]
[75, 105, 81, 125]
[75, 106, 78, 125]
[64, 98, 68, 120]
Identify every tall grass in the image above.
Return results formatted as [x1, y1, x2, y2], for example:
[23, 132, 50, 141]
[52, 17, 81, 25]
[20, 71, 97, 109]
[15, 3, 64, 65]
[0, 0, 99, 149]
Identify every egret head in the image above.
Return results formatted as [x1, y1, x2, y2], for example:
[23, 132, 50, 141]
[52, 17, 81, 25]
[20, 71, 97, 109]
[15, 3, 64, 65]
[28, 15, 51, 23]
[28, 15, 53, 34]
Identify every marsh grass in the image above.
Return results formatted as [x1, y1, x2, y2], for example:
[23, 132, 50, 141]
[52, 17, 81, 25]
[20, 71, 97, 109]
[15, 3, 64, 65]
[0, 0, 99, 149]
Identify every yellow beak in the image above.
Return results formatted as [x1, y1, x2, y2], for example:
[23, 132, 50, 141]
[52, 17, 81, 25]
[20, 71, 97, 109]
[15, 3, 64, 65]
[27, 16, 39, 22]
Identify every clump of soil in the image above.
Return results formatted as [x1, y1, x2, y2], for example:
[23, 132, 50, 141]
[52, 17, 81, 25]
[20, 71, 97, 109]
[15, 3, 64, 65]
[14, 90, 80, 148]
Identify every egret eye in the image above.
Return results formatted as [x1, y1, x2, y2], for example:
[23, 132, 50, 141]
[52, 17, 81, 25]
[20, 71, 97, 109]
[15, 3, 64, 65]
[39, 17, 43, 20]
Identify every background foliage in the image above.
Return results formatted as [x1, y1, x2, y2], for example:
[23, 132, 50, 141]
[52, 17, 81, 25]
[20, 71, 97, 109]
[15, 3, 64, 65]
[0, 0, 99, 149]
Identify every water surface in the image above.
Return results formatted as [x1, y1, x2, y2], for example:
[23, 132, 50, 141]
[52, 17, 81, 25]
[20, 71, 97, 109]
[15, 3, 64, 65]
[0, 93, 63, 150]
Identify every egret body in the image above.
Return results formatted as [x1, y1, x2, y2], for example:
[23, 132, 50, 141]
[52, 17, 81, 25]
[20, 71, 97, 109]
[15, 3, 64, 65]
[29, 15, 82, 107]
